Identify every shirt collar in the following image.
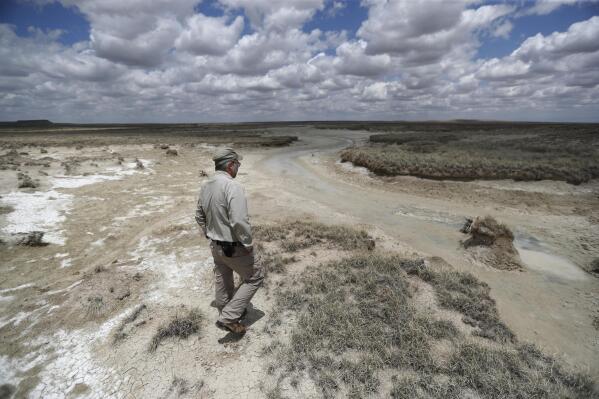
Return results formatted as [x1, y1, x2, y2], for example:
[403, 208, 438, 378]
[215, 170, 232, 179]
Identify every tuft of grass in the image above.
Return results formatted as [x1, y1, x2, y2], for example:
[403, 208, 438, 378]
[85, 296, 105, 318]
[264, 253, 593, 398]
[261, 254, 297, 274]
[268, 254, 453, 397]
[399, 259, 515, 343]
[149, 308, 202, 352]
[446, 342, 594, 398]
[254, 220, 374, 252]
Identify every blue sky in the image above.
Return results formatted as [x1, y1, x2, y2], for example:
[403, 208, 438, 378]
[2, 0, 596, 56]
[0, 0, 598, 122]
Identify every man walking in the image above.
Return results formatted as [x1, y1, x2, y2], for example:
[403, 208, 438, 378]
[195, 147, 263, 334]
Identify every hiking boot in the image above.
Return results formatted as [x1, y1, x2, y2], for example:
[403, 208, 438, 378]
[215, 320, 246, 334]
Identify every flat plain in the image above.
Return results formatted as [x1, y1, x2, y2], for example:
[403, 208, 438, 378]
[0, 122, 597, 398]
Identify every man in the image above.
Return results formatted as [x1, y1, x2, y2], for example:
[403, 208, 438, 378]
[195, 147, 263, 334]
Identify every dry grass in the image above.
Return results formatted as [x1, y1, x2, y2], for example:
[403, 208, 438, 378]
[264, 253, 594, 398]
[261, 254, 297, 274]
[149, 308, 203, 352]
[85, 295, 105, 318]
[254, 220, 374, 252]
[113, 304, 147, 344]
[339, 124, 599, 184]
[400, 258, 515, 343]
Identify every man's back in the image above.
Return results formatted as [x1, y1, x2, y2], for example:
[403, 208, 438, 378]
[196, 170, 252, 247]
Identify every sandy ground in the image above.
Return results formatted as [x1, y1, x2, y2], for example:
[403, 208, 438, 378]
[0, 127, 598, 398]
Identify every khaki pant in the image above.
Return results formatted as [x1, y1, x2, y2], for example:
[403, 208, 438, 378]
[210, 241, 264, 324]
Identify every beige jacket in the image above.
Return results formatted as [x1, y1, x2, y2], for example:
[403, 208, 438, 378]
[195, 171, 253, 248]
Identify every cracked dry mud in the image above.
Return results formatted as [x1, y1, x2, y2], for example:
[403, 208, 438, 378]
[1, 127, 598, 398]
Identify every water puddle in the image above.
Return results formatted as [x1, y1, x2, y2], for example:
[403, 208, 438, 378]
[514, 234, 588, 281]
[393, 205, 463, 228]
[336, 160, 371, 177]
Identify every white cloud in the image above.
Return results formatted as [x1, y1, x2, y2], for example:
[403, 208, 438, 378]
[526, 0, 582, 15]
[361, 82, 389, 101]
[493, 21, 513, 39]
[214, 28, 323, 75]
[218, 0, 325, 31]
[176, 14, 244, 56]
[477, 58, 530, 81]
[68, 0, 197, 67]
[514, 16, 599, 60]
[333, 40, 391, 77]
[357, 1, 514, 67]
[90, 16, 181, 67]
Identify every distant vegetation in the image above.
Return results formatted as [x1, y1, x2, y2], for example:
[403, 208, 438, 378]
[0, 122, 298, 147]
[337, 122, 599, 184]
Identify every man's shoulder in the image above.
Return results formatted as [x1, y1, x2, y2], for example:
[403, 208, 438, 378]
[200, 173, 240, 190]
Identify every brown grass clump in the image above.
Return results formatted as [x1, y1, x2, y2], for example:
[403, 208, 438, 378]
[85, 296, 105, 318]
[254, 220, 375, 252]
[17, 172, 38, 188]
[149, 308, 202, 352]
[460, 216, 521, 271]
[264, 254, 594, 398]
[399, 258, 515, 342]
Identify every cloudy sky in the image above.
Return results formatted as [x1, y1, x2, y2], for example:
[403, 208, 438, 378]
[1, 0, 598, 123]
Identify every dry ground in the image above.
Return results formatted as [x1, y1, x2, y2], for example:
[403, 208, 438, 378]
[0, 124, 597, 398]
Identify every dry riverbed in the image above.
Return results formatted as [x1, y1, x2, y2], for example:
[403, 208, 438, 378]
[0, 126, 598, 398]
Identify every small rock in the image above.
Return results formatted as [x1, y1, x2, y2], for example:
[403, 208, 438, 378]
[159, 144, 170, 150]
[166, 149, 178, 156]
[14, 231, 48, 246]
[40, 148, 48, 154]
[135, 158, 144, 169]
[199, 170, 208, 177]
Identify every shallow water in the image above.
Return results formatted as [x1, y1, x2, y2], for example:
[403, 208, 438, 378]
[514, 235, 588, 281]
